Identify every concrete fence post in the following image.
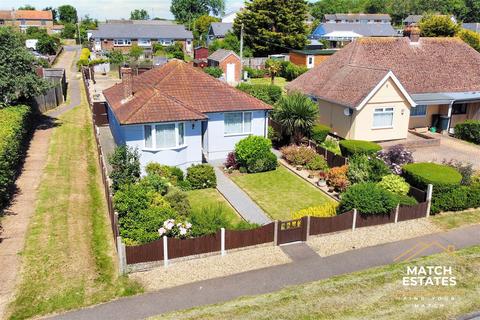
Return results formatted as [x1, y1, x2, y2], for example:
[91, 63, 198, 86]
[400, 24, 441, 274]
[113, 211, 120, 237]
[221, 228, 226, 256]
[274, 220, 279, 246]
[352, 209, 357, 231]
[305, 216, 311, 241]
[117, 236, 127, 275]
[426, 184, 433, 217]
[394, 204, 400, 224]
[163, 236, 168, 268]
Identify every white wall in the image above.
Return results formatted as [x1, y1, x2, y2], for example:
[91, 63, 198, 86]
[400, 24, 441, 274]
[205, 110, 268, 161]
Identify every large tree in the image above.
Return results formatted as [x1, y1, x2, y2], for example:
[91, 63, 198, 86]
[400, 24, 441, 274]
[193, 15, 219, 43]
[130, 9, 150, 20]
[419, 14, 460, 37]
[234, 0, 309, 56]
[18, 4, 35, 10]
[170, 0, 225, 25]
[310, 0, 364, 20]
[58, 5, 78, 24]
[463, 0, 480, 22]
[0, 28, 49, 105]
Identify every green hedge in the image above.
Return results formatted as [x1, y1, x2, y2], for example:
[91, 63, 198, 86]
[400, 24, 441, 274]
[430, 184, 480, 214]
[0, 105, 32, 210]
[402, 162, 462, 189]
[455, 120, 480, 144]
[203, 66, 223, 78]
[235, 136, 277, 173]
[310, 124, 331, 144]
[236, 83, 282, 105]
[339, 140, 382, 157]
[186, 164, 216, 189]
[338, 182, 397, 215]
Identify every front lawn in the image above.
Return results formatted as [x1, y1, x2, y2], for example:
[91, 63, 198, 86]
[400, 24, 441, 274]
[186, 188, 242, 225]
[431, 210, 480, 230]
[230, 166, 334, 221]
[155, 245, 480, 320]
[247, 77, 288, 91]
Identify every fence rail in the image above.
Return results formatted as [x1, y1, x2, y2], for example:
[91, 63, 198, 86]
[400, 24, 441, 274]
[308, 140, 348, 168]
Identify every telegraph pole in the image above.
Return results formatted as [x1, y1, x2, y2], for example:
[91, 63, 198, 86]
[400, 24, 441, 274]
[240, 23, 244, 80]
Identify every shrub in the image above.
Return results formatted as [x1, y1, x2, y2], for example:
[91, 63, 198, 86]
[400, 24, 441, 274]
[108, 146, 141, 191]
[158, 219, 192, 239]
[347, 154, 390, 184]
[339, 140, 382, 157]
[305, 154, 328, 171]
[459, 29, 480, 52]
[0, 105, 31, 211]
[377, 144, 414, 174]
[326, 165, 350, 192]
[280, 145, 316, 166]
[291, 202, 338, 219]
[321, 138, 341, 155]
[164, 188, 191, 218]
[177, 179, 192, 191]
[244, 66, 267, 78]
[310, 124, 331, 144]
[430, 183, 480, 214]
[145, 163, 184, 184]
[455, 120, 480, 144]
[472, 171, 480, 185]
[280, 61, 308, 81]
[442, 159, 474, 185]
[339, 182, 397, 215]
[186, 164, 216, 189]
[393, 194, 418, 206]
[139, 174, 169, 195]
[77, 47, 91, 69]
[189, 204, 233, 236]
[402, 162, 462, 189]
[236, 83, 282, 105]
[378, 174, 410, 196]
[246, 151, 278, 173]
[203, 66, 223, 78]
[235, 136, 272, 167]
[268, 125, 284, 147]
[224, 151, 239, 169]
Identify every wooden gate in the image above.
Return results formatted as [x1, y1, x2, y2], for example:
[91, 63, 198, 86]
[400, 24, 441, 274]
[277, 217, 307, 245]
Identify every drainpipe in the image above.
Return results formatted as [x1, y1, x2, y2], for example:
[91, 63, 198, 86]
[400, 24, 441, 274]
[264, 110, 269, 138]
[446, 100, 454, 133]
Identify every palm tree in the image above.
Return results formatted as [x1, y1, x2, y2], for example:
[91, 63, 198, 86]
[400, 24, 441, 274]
[265, 59, 282, 85]
[273, 92, 318, 144]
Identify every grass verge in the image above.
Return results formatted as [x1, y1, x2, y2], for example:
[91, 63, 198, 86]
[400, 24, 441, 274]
[155, 245, 480, 320]
[8, 88, 142, 320]
[230, 166, 334, 220]
[431, 210, 480, 230]
[187, 188, 241, 224]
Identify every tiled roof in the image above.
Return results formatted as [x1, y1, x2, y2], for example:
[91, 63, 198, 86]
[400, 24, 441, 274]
[324, 13, 391, 21]
[207, 49, 237, 62]
[91, 22, 193, 39]
[286, 37, 480, 108]
[104, 60, 272, 125]
[210, 22, 233, 37]
[0, 10, 12, 19]
[314, 23, 398, 37]
[403, 15, 423, 23]
[14, 10, 53, 20]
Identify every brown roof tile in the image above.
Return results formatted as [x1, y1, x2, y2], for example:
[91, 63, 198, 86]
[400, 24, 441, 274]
[0, 10, 12, 19]
[14, 10, 53, 20]
[287, 37, 480, 108]
[104, 60, 272, 125]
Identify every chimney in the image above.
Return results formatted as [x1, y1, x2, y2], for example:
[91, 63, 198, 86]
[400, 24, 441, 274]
[120, 67, 133, 100]
[409, 27, 420, 43]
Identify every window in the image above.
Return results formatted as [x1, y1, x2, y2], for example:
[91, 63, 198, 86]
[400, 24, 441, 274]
[138, 38, 151, 46]
[143, 122, 185, 149]
[373, 107, 394, 128]
[410, 105, 427, 117]
[41, 19, 46, 25]
[20, 19, 26, 25]
[159, 39, 173, 46]
[224, 112, 252, 135]
[113, 39, 131, 46]
[452, 103, 467, 115]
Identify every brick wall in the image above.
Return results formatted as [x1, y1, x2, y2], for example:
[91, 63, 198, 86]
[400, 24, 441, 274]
[219, 54, 241, 83]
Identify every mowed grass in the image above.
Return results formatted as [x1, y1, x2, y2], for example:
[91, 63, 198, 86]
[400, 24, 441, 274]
[431, 210, 480, 230]
[247, 77, 288, 91]
[154, 245, 480, 320]
[187, 188, 242, 224]
[8, 90, 141, 320]
[230, 166, 334, 220]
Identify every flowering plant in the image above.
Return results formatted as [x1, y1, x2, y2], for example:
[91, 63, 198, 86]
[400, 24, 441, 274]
[377, 144, 414, 175]
[158, 219, 192, 239]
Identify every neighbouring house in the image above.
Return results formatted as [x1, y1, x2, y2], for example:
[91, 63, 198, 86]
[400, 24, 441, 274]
[286, 36, 480, 142]
[221, 10, 242, 23]
[207, 49, 241, 85]
[403, 15, 423, 26]
[324, 13, 391, 24]
[90, 21, 193, 57]
[0, 9, 54, 33]
[289, 49, 336, 69]
[311, 22, 398, 47]
[50, 24, 64, 34]
[463, 23, 480, 33]
[103, 60, 271, 171]
[193, 46, 209, 68]
[207, 22, 233, 46]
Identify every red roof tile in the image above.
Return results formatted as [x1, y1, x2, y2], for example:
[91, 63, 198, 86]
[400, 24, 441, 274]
[14, 10, 53, 20]
[104, 60, 272, 125]
[0, 10, 12, 19]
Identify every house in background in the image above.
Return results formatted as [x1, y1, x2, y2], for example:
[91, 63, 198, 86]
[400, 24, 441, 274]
[403, 15, 423, 26]
[324, 13, 391, 24]
[103, 60, 271, 171]
[221, 9, 242, 23]
[0, 9, 54, 33]
[207, 22, 233, 46]
[463, 23, 480, 33]
[193, 46, 209, 68]
[90, 21, 193, 57]
[207, 49, 241, 85]
[287, 36, 480, 142]
[289, 49, 336, 69]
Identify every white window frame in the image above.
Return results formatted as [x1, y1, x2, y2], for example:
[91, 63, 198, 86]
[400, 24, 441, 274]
[138, 38, 152, 47]
[143, 122, 186, 150]
[159, 39, 173, 46]
[224, 111, 253, 136]
[372, 107, 394, 129]
[113, 39, 131, 46]
[410, 104, 427, 117]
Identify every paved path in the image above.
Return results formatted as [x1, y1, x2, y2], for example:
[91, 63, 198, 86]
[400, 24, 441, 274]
[49, 224, 480, 320]
[0, 45, 81, 320]
[213, 167, 271, 225]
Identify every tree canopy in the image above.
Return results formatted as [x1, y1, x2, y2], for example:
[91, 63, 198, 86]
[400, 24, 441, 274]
[208, 31, 253, 57]
[170, 0, 225, 25]
[58, 5, 78, 24]
[234, 0, 309, 56]
[193, 15, 220, 44]
[0, 28, 49, 105]
[419, 14, 460, 36]
[130, 9, 150, 20]
[18, 4, 35, 10]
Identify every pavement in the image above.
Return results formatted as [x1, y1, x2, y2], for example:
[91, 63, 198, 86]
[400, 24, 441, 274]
[213, 166, 271, 225]
[48, 224, 480, 320]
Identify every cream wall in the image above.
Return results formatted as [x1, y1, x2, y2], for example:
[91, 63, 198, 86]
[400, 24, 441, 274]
[317, 100, 354, 139]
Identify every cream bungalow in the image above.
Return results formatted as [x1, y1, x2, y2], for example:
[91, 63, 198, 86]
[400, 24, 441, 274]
[287, 36, 480, 141]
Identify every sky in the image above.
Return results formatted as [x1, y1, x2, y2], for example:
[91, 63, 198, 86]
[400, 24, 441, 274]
[2, 0, 247, 20]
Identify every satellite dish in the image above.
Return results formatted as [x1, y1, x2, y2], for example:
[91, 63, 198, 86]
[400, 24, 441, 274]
[344, 108, 353, 116]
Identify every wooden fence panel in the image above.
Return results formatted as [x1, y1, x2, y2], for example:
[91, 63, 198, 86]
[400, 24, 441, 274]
[225, 223, 274, 250]
[355, 210, 395, 228]
[125, 239, 163, 264]
[408, 186, 427, 203]
[168, 232, 221, 259]
[310, 210, 354, 235]
[398, 202, 428, 222]
[309, 140, 347, 168]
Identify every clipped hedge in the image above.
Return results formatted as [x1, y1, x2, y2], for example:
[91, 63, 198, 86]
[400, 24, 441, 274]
[310, 124, 331, 144]
[203, 66, 223, 78]
[430, 183, 480, 214]
[292, 202, 338, 219]
[236, 83, 282, 105]
[339, 140, 382, 157]
[0, 105, 32, 210]
[455, 120, 480, 144]
[338, 182, 397, 215]
[402, 162, 462, 189]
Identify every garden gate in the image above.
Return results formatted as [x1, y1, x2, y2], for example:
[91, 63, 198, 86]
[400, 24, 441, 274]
[277, 217, 308, 245]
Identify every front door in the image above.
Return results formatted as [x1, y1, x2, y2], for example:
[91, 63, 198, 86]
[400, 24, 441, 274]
[226, 63, 236, 84]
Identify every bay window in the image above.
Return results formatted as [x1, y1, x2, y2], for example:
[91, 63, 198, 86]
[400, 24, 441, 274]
[143, 122, 185, 149]
[224, 112, 252, 135]
[373, 107, 394, 128]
